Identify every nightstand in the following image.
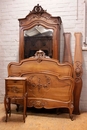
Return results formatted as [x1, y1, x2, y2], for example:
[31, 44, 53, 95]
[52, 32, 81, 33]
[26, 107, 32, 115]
[4, 77, 27, 122]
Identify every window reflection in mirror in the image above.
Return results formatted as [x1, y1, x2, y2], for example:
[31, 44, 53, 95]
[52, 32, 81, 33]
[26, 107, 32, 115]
[24, 25, 53, 58]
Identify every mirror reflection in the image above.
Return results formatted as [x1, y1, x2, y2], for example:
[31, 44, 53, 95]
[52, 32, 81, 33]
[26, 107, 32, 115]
[24, 25, 53, 37]
[24, 25, 53, 58]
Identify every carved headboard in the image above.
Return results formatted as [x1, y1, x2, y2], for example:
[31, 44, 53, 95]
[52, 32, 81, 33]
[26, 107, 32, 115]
[8, 50, 73, 78]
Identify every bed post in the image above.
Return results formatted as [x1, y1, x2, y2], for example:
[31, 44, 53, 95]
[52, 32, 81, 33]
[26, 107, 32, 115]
[73, 32, 83, 114]
[63, 33, 72, 64]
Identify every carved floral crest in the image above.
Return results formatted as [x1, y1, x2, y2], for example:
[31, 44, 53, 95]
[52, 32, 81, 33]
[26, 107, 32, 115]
[33, 50, 50, 62]
[29, 4, 46, 15]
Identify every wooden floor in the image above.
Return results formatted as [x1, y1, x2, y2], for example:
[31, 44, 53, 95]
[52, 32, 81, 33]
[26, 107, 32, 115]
[0, 103, 87, 130]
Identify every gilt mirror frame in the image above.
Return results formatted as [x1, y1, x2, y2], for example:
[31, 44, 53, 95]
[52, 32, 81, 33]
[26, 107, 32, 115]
[18, 4, 62, 62]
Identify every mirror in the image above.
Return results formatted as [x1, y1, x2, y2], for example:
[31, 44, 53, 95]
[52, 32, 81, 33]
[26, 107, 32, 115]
[24, 25, 53, 58]
[18, 4, 61, 61]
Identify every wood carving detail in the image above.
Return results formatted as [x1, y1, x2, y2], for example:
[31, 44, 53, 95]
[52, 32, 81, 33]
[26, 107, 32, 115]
[34, 50, 50, 63]
[29, 100, 46, 108]
[27, 74, 51, 91]
[8, 87, 20, 93]
[30, 4, 46, 15]
[74, 61, 83, 82]
[35, 50, 46, 58]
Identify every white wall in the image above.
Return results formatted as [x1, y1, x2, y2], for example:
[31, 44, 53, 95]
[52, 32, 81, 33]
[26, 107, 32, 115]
[0, 0, 87, 111]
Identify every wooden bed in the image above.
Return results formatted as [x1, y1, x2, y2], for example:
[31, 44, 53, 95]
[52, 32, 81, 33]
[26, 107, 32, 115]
[7, 50, 74, 119]
[5, 4, 83, 119]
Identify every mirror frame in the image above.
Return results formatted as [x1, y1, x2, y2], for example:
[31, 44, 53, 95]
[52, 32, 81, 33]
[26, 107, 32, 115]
[18, 4, 62, 62]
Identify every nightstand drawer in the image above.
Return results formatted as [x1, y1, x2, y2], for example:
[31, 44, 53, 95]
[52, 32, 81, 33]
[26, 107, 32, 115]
[6, 85, 24, 97]
[6, 80, 23, 85]
[5, 77, 27, 98]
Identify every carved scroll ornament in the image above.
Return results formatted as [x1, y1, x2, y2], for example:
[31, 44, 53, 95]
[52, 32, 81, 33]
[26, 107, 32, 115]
[7, 87, 20, 94]
[74, 61, 83, 82]
[29, 100, 46, 108]
[27, 74, 51, 91]
[32, 50, 50, 62]
[29, 4, 46, 15]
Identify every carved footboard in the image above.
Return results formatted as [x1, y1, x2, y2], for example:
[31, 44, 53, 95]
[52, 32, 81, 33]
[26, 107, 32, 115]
[21, 72, 74, 112]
